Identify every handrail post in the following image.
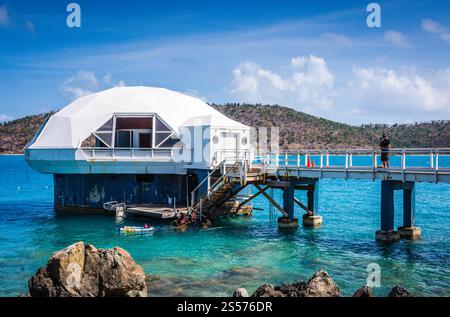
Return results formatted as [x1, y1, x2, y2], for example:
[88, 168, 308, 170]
[285, 152, 288, 166]
[326, 151, 329, 167]
[435, 150, 439, 170]
[349, 151, 353, 167]
[305, 153, 308, 167]
[297, 151, 300, 167]
[345, 151, 348, 169]
[92, 148, 95, 159]
[207, 174, 211, 198]
[320, 153, 323, 168]
[401, 150, 406, 170]
[430, 150, 434, 169]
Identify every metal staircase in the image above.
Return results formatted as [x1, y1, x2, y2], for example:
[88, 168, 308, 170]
[190, 160, 252, 215]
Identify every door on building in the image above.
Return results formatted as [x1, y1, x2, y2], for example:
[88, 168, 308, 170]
[219, 132, 239, 162]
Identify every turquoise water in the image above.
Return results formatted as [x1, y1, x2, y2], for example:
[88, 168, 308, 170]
[0, 155, 449, 297]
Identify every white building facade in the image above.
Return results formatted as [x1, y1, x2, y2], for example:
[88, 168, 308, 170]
[25, 87, 251, 210]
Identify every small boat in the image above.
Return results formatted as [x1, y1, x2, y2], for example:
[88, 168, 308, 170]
[119, 226, 155, 234]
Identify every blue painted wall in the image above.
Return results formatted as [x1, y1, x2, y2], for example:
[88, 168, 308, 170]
[53, 173, 201, 210]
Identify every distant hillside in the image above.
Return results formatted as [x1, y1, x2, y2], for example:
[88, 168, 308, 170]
[211, 104, 450, 149]
[0, 112, 54, 154]
[0, 105, 448, 154]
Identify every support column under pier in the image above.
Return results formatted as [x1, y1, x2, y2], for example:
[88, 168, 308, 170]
[278, 182, 299, 229]
[376, 180, 420, 242]
[303, 180, 322, 228]
[398, 182, 421, 240]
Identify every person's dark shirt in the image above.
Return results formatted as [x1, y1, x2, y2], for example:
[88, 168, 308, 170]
[380, 138, 390, 150]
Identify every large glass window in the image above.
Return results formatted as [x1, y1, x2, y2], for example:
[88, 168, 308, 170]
[116, 131, 132, 148]
[82, 115, 183, 149]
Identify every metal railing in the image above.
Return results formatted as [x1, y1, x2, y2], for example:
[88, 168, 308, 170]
[81, 147, 176, 160]
[252, 148, 450, 171]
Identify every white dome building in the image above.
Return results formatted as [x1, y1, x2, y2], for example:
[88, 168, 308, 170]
[25, 87, 251, 211]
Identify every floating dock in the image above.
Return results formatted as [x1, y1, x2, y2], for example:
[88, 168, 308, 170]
[126, 205, 182, 219]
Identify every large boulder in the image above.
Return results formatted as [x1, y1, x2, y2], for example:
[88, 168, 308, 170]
[251, 271, 340, 297]
[352, 285, 372, 297]
[28, 241, 147, 297]
[251, 284, 285, 297]
[388, 286, 413, 297]
[233, 288, 249, 297]
[304, 270, 341, 297]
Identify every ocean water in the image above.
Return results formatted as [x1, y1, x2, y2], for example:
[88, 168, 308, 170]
[0, 155, 449, 297]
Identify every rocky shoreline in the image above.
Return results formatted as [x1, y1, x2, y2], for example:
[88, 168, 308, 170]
[232, 271, 412, 297]
[24, 242, 413, 297]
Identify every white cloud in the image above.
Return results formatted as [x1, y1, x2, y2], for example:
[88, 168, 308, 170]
[103, 73, 113, 85]
[61, 70, 100, 98]
[346, 66, 449, 122]
[229, 56, 450, 123]
[0, 114, 13, 123]
[230, 55, 335, 111]
[61, 71, 126, 99]
[384, 31, 411, 49]
[322, 33, 354, 47]
[0, 6, 10, 27]
[421, 19, 450, 43]
[114, 80, 126, 87]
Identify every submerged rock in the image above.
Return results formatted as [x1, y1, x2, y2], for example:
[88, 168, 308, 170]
[388, 286, 413, 297]
[28, 241, 147, 297]
[352, 285, 372, 297]
[251, 270, 340, 297]
[233, 288, 249, 297]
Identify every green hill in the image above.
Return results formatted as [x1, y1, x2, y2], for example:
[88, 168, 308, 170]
[212, 103, 450, 149]
[0, 105, 448, 154]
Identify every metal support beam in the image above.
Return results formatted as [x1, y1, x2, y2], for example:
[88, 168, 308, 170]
[403, 181, 416, 228]
[254, 184, 288, 217]
[307, 180, 319, 215]
[237, 185, 269, 209]
[380, 180, 395, 231]
[283, 182, 295, 219]
[294, 197, 313, 215]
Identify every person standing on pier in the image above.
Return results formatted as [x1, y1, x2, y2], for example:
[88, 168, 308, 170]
[379, 133, 391, 168]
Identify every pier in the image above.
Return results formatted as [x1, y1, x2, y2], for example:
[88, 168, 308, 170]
[191, 148, 450, 242]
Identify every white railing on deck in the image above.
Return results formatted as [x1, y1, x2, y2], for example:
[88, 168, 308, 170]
[216, 148, 450, 172]
[81, 147, 175, 160]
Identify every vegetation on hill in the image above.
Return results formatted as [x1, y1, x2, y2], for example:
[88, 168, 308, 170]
[0, 112, 54, 154]
[0, 104, 448, 154]
[211, 103, 450, 149]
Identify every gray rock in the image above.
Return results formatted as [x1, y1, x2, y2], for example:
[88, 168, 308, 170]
[28, 241, 147, 297]
[388, 286, 413, 297]
[275, 282, 308, 297]
[233, 288, 249, 297]
[304, 270, 341, 297]
[352, 285, 372, 297]
[251, 270, 340, 297]
[251, 284, 285, 297]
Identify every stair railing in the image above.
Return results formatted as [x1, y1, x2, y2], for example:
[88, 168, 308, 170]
[190, 159, 243, 209]
[190, 159, 226, 208]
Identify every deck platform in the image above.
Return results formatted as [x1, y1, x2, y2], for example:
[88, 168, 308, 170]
[125, 205, 183, 219]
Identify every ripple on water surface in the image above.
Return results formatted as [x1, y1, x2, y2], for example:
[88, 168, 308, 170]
[0, 155, 449, 297]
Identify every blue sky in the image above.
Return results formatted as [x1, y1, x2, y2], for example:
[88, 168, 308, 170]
[0, 0, 449, 124]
